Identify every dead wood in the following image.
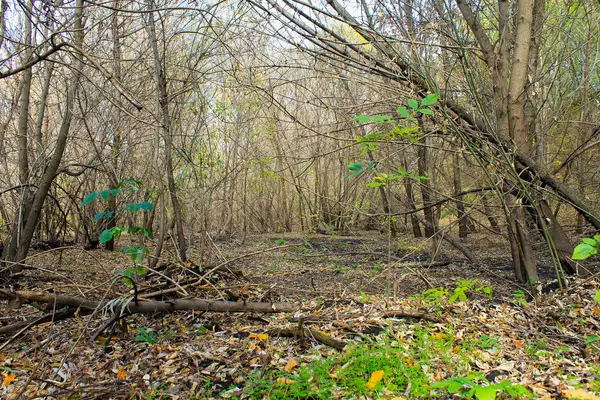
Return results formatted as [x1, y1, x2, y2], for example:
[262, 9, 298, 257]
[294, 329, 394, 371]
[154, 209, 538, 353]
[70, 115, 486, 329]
[0, 289, 298, 315]
[0, 307, 81, 336]
[276, 327, 346, 350]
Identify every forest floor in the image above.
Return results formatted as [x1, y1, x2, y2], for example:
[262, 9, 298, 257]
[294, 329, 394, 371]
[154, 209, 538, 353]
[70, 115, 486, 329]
[1, 231, 600, 399]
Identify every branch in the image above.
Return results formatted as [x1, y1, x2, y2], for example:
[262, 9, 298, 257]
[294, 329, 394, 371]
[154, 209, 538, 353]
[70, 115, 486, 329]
[0, 42, 68, 79]
[0, 289, 298, 314]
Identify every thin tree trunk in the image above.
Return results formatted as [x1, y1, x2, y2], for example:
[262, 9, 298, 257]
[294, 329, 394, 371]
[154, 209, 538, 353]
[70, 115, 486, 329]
[403, 154, 422, 238]
[146, 1, 187, 261]
[105, 0, 122, 251]
[453, 152, 468, 238]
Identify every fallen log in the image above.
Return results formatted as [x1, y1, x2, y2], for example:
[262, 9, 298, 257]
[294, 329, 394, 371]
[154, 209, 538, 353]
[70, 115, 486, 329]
[0, 289, 298, 314]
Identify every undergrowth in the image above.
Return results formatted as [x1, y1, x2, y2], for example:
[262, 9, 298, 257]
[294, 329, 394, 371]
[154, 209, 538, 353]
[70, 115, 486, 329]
[240, 324, 531, 399]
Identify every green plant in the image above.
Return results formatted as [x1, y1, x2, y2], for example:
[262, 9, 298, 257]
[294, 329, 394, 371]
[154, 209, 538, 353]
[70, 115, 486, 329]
[477, 335, 499, 350]
[572, 235, 600, 260]
[347, 94, 439, 181]
[448, 280, 493, 304]
[135, 327, 157, 344]
[432, 375, 531, 399]
[82, 178, 154, 288]
[511, 289, 528, 306]
[415, 287, 449, 304]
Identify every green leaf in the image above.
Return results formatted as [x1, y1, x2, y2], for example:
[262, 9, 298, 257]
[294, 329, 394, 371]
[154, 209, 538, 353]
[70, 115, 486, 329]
[142, 227, 153, 239]
[585, 336, 600, 344]
[348, 163, 364, 171]
[353, 114, 392, 124]
[421, 93, 440, 106]
[371, 114, 392, 123]
[573, 243, 597, 260]
[397, 106, 409, 118]
[367, 182, 383, 187]
[418, 108, 433, 115]
[138, 201, 154, 211]
[126, 203, 141, 212]
[474, 385, 496, 400]
[82, 192, 98, 206]
[348, 170, 363, 179]
[581, 238, 598, 246]
[593, 235, 600, 243]
[100, 190, 110, 201]
[397, 167, 407, 175]
[594, 290, 600, 302]
[367, 160, 375, 169]
[111, 227, 123, 241]
[407, 99, 419, 110]
[93, 211, 106, 221]
[99, 229, 114, 244]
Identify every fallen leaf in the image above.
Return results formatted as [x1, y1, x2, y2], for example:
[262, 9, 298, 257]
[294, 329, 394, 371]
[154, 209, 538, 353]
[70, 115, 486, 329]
[513, 340, 525, 349]
[593, 307, 600, 315]
[404, 357, 414, 367]
[117, 367, 127, 380]
[561, 389, 600, 400]
[365, 370, 384, 389]
[277, 377, 294, 385]
[249, 333, 268, 341]
[284, 358, 299, 373]
[2, 372, 16, 387]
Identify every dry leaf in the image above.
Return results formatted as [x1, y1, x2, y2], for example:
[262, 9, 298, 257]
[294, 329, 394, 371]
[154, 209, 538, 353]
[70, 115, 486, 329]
[561, 389, 600, 400]
[117, 367, 127, 380]
[3, 372, 16, 387]
[284, 358, 299, 373]
[593, 307, 600, 315]
[513, 340, 525, 349]
[277, 377, 295, 385]
[249, 333, 268, 341]
[365, 370, 384, 389]
[404, 357, 414, 367]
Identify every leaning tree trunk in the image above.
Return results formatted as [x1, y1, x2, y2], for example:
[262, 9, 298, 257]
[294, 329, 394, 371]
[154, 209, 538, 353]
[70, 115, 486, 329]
[2, 0, 86, 272]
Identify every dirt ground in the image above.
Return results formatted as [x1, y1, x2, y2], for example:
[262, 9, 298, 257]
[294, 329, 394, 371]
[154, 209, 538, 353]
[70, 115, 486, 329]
[1, 231, 598, 398]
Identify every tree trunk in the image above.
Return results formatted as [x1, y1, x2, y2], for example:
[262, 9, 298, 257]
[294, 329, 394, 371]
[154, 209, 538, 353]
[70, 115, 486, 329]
[146, 0, 187, 261]
[453, 152, 468, 238]
[5, 0, 85, 270]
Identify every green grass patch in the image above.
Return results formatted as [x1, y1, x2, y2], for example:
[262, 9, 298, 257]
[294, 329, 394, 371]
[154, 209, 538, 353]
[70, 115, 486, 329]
[240, 325, 531, 399]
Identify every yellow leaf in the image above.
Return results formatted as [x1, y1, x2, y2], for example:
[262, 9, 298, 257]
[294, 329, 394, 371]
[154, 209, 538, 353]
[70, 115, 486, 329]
[561, 389, 600, 400]
[277, 377, 295, 385]
[434, 333, 445, 340]
[365, 370, 384, 390]
[452, 345, 461, 353]
[117, 367, 127, 380]
[513, 340, 525, 349]
[404, 357, 414, 367]
[249, 333, 268, 341]
[284, 358, 299, 373]
[2, 372, 16, 387]
[593, 307, 600, 315]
